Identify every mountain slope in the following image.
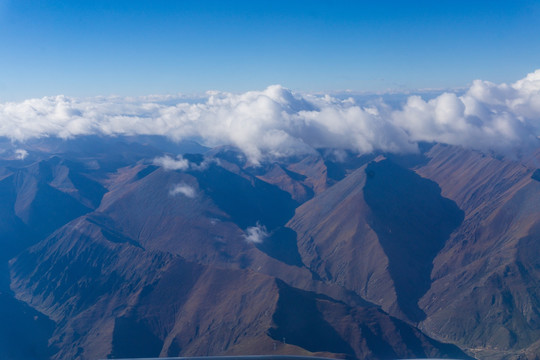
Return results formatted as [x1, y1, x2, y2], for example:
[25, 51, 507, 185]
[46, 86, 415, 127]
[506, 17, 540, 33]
[3, 137, 540, 360]
[414, 144, 540, 358]
[288, 157, 463, 322]
[9, 214, 468, 360]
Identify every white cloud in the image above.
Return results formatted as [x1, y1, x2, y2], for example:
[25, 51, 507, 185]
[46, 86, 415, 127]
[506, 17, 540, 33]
[169, 183, 196, 198]
[14, 149, 28, 160]
[243, 223, 268, 244]
[153, 155, 189, 170]
[2, 71, 540, 161]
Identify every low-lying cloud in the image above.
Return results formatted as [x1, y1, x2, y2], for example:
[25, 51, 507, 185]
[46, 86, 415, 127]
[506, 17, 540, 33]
[153, 155, 189, 170]
[243, 223, 268, 244]
[169, 183, 197, 198]
[2, 70, 540, 162]
[14, 149, 28, 160]
[153, 154, 216, 171]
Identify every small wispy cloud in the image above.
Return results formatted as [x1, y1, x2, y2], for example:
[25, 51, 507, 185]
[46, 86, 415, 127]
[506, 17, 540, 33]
[169, 183, 196, 198]
[243, 223, 268, 244]
[153, 155, 189, 170]
[188, 157, 217, 171]
[14, 149, 28, 160]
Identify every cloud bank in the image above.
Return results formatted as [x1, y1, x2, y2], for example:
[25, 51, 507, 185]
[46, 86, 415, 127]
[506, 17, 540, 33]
[2, 70, 540, 162]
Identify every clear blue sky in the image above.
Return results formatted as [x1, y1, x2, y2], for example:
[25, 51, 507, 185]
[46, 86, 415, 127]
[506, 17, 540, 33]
[1, 0, 539, 100]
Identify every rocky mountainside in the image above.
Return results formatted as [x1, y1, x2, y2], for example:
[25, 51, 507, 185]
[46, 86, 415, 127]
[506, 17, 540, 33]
[1, 136, 539, 360]
[416, 145, 540, 359]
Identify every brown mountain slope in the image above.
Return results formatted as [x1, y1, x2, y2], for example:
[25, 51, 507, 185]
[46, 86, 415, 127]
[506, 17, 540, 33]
[414, 144, 540, 358]
[9, 214, 468, 360]
[288, 144, 540, 358]
[288, 157, 464, 323]
[92, 160, 373, 309]
[287, 160, 399, 316]
[10, 139, 538, 359]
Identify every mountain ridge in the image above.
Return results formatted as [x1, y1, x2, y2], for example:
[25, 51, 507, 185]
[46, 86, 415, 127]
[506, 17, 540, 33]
[0, 136, 538, 359]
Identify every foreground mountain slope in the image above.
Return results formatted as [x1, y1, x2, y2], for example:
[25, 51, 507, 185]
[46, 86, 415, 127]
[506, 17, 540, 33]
[9, 214, 467, 360]
[3, 136, 540, 360]
[89, 154, 363, 304]
[287, 144, 540, 359]
[288, 157, 463, 322]
[415, 144, 540, 358]
[0, 154, 109, 360]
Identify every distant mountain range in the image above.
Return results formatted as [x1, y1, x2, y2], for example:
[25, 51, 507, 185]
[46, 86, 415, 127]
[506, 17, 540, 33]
[1, 135, 539, 360]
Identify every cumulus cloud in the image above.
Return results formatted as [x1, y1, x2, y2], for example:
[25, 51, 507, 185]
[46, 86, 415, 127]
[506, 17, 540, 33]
[153, 155, 189, 170]
[169, 183, 196, 198]
[14, 149, 28, 160]
[2, 71, 540, 161]
[244, 223, 268, 244]
[153, 154, 217, 171]
[392, 74, 540, 154]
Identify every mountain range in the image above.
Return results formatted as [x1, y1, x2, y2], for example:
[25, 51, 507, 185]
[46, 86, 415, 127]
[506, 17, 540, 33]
[0, 135, 539, 360]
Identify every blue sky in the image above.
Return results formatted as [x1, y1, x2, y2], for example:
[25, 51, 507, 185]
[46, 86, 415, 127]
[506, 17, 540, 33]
[1, 0, 539, 100]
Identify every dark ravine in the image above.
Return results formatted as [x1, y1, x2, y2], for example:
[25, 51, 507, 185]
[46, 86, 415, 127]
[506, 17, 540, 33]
[363, 159, 464, 322]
